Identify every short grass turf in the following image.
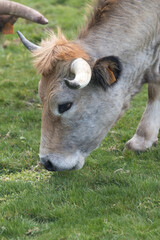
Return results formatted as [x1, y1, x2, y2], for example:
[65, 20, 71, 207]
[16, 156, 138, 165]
[0, 0, 160, 239]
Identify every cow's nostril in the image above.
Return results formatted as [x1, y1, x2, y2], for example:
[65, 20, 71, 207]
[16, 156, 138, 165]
[44, 160, 57, 171]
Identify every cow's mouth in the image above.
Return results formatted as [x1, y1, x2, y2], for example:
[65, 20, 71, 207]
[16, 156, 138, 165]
[39, 152, 85, 171]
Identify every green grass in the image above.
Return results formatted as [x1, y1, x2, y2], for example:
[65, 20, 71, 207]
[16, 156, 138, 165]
[0, 0, 160, 239]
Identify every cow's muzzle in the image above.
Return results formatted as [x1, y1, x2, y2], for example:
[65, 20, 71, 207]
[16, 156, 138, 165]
[40, 152, 85, 172]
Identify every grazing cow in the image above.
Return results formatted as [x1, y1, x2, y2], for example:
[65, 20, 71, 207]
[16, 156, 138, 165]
[0, 0, 48, 34]
[18, 0, 160, 171]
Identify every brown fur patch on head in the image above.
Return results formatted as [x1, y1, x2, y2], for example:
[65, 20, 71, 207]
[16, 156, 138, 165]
[33, 29, 89, 76]
[79, 0, 118, 38]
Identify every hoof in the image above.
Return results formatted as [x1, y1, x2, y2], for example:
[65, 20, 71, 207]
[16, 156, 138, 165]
[125, 134, 158, 152]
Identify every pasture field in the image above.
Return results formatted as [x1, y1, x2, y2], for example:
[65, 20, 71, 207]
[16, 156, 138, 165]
[0, 0, 160, 239]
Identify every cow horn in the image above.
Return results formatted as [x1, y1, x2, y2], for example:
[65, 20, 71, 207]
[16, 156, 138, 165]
[65, 58, 92, 89]
[0, 1, 48, 25]
[17, 31, 40, 52]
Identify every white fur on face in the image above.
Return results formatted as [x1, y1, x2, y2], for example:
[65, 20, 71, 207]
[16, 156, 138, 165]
[39, 82, 124, 171]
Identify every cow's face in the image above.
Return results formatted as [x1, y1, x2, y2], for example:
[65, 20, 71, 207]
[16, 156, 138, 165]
[18, 31, 122, 171]
[38, 57, 122, 171]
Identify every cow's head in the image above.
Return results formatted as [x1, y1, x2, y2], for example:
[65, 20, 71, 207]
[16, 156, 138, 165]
[18, 31, 122, 171]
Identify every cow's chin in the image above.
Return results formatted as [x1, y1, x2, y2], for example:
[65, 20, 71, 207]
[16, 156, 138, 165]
[39, 151, 85, 171]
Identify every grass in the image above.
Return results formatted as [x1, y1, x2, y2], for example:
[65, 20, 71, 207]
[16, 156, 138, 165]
[0, 0, 160, 239]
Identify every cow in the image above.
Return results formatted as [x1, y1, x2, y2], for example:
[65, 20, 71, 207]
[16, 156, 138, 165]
[0, 0, 48, 34]
[17, 0, 160, 171]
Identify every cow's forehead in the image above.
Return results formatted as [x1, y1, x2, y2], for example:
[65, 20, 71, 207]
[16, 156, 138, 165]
[38, 60, 76, 104]
[32, 31, 89, 76]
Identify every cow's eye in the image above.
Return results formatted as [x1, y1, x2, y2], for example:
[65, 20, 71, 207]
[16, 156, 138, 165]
[58, 102, 73, 114]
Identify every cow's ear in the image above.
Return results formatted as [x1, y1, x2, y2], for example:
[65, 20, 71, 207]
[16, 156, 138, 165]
[91, 56, 122, 90]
